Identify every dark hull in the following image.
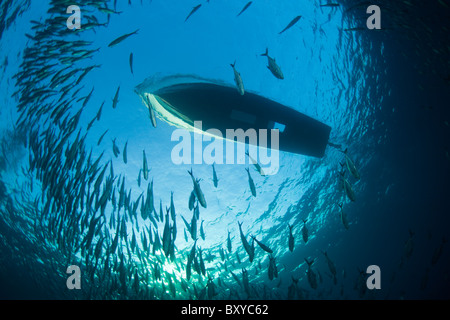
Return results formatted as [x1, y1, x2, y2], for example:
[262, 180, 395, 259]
[155, 82, 331, 158]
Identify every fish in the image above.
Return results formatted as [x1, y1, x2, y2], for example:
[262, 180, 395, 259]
[288, 224, 294, 252]
[304, 258, 317, 289]
[268, 257, 274, 281]
[190, 212, 198, 240]
[342, 176, 356, 202]
[87, 115, 97, 131]
[144, 95, 157, 128]
[108, 29, 139, 47]
[251, 236, 273, 254]
[245, 168, 256, 197]
[320, 3, 340, 7]
[162, 209, 171, 257]
[245, 151, 264, 175]
[230, 271, 241, 287]
[129, 53, 134, 75]
[200, 220, 205, 241]
[219, 247, 225, 261]
[242, 268, 251, 298]
[343, 27, 365, 32]
[159, 199, 164, 222]
[230, 61, 245, 95]
[143, 150, 149, 180]
[194, 202, 200, 220]
[82, 87, 94, 108]
[260, 48, 284, 79]
[227, 230, 232, 253]
[122, 141, 128, 164]
[321, 251, 337, 279]
[272, 258, 278, 279]
[112, 86, 120, 109]
[338, 203, 349, 229]
[98, 6, 123, 15]
[237, 1, 252, 17]
[235, 251, 241, 264]
[188, 169, 207, 208]
[302, 219, 309, 244]
[207, 278, 216, 299]
[170, 191, 176, 221]
[342, 149, 360, 180]
[404, 229, 415, 260]
[186, 242, 196, 281]
[279, 15, 302, 34]
[188, 190, 196, 210]
[185, 4, 201, 22]
[76, 65, 100, 86]
[238, 221, 254, 263]
[97, 129, 108, 146]
[137, 169, 142, 187]
[339, 165, 356, 202]
[112, 138, 120, 157]
[96, 101, 104, 121]
[268, 255, 278, 280]
[287, 277, 298, 299]
[181, 215, 191, 234]
[431, 237, 446, 265]
[212, 164, 219, 188]
[198, 248, 206, 276]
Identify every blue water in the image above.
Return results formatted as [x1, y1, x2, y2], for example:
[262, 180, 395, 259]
[0, 0, 449, 300]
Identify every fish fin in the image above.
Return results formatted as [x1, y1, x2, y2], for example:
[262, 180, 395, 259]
[260, 48, 268, 56]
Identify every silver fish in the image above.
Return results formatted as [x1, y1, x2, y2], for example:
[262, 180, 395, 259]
[260, 48, 284, 79]
[230, 61, 245, 95]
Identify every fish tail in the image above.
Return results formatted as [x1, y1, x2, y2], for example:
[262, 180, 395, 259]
[338, 202, 343, 209]
[260, 48, 268, 56]
[303, 219, 307, 224]
[304, 258, 313, 267]
[188, 168, 193, 177]
[230, 60, 236, 68]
